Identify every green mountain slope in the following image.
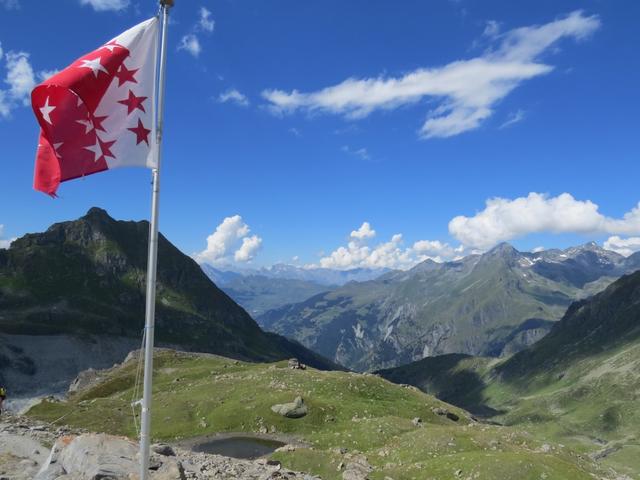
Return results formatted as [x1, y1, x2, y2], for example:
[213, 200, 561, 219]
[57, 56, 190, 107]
[0, 208, 336, 372]
[26, 350, 619, 480]
[260, 243, 635, 371]
[378, 270, 640, 477]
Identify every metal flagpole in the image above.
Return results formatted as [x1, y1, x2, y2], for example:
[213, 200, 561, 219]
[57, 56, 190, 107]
[140, 1, 172, 479]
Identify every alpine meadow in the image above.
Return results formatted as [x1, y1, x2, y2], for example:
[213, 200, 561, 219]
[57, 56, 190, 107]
[1, 1, 639, 480]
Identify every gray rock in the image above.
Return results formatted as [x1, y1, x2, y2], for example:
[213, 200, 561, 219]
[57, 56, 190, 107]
[288, 358, 306, 370]
[152, 443, 176, 457]
[411, 417, 422, 427]
[271, 396, 308, 418]
[151, 457, 186, 480]
[342, 454, 372, 480]
[56, 433, 138, 479]
[432, 407, 459, 421]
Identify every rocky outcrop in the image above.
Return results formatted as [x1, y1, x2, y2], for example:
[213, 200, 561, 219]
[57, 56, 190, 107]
[0, 414, 318, 480]
[271, 396, 308, 419]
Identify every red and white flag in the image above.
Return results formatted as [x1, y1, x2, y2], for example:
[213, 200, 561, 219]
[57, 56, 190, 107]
[31, 18, 159, 196]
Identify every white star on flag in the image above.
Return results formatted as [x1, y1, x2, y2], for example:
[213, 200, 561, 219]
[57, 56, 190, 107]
[84, 139, 104, 162]
[76, 119, 93, 134]
[31, 17, 158, 196]
[103, 41, 124, 53]
[39, 97, 56, 125]
[53, 142, 63, 158]
[79, 57, 109, 78]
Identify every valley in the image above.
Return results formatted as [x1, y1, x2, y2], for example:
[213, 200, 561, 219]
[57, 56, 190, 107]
[257, 242, 639, 371]
[1, 209, 639, 479]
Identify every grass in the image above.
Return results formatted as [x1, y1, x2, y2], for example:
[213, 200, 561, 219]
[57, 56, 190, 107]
[27, 350, 618, 480]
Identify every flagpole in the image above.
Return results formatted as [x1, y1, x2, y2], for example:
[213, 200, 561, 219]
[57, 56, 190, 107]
[139, 1, 172, 479]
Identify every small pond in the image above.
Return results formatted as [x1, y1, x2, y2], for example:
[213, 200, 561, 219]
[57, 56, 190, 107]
[190, 436, 286, 460]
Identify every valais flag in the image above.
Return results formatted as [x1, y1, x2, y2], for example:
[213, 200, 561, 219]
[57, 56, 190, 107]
[31, 18, 159, 196]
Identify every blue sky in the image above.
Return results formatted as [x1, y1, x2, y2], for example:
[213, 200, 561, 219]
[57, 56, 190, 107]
[1, 0, 639, 269]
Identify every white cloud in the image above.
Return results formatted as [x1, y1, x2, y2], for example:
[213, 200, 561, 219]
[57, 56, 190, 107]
[79, 0, 130, 11]
[288, 127, 301, 137]
[38, 69, 60, 82]
[499, 109, 525, 129]
[603, 236, 640, 257]
[198, 6, 215, 33]
[195, 215, 263, 265]
[262, 11, 599, 138]
[218, 88, 249, 107]
[449, 192, 640, 250]
[235, 235, 262, 262]
[532, 246, 545, 253]
[350, 222, 376, 240]
[178, 34, 202, 58]
[0, 49, 37, 118]
[0, 224, 15, 249]
[483, 20, 501, 39]
[179, 6, 215, 58]
[413, 240, 464, 259]
[342, 145, 370, 161]
[316, 222, 461, 270]
[5, 51, 35, 103]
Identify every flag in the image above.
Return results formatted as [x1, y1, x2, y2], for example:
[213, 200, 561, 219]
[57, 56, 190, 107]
[31, 18, 159, 196]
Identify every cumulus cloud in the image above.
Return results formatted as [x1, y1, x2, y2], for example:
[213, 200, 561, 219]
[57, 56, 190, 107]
[195, 215, 263, 265]
[449, 192, 640, 250]
[316, 222, 461, 270]
[198, 7, 215, 33]
[178, 34, 202, 58]
[235, 235, 262, 262]
[0, 224, 15, 249]
[79, 0, 130, 12]
[218, 88, 249, 107]
[262, 11, 599, 138]
[0, 49, 37, 118]
[603, 236, 640, 257]
[350, 222, 376, 240]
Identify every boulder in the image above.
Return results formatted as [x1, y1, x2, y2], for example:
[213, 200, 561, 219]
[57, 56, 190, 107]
[152, 443, 176, 457]
[288, 358, 306, 370]
[411, 417, 422, 427]
[38, 433, 139, 479]
[150, 457, 186, 480]
[271, 396, 308, 418]
[432, 407, 459, 421]
[342, 454, 372, 480]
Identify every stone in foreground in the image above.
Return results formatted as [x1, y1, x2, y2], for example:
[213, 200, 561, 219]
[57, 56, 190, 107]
[271, 396, 308, 418]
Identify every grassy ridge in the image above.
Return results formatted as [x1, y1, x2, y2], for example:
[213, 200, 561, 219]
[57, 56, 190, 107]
[28, 351, 616, 480]
[377, 271, 640, 478]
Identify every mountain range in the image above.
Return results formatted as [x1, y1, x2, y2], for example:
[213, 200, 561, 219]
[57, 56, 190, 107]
[201, 263, 387, 316]
[258, 242, 640, 371]
[0, 208, 336, 399]
[377, 268, 640, 477]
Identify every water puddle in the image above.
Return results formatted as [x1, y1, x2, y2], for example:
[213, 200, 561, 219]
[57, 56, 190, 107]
[190, 436, 286, 459]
